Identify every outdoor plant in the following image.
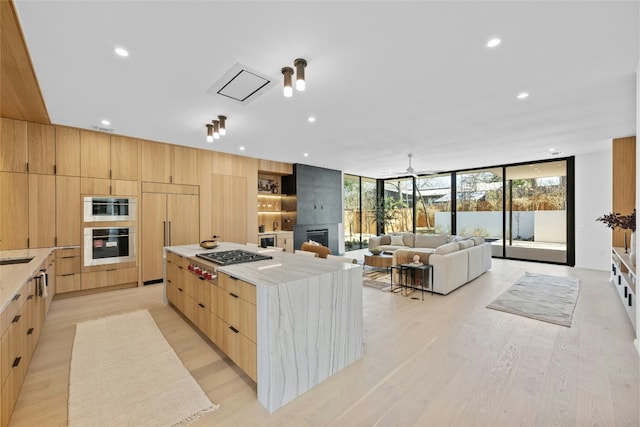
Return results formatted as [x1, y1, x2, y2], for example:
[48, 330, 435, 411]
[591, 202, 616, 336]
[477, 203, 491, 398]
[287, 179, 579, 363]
[596, 209, 636, 231]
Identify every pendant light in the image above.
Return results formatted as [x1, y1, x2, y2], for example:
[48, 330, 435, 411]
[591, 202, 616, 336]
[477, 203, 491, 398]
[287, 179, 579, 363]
[212, 120, 220, 139]
[281, 66, 293, 97]
[218, 115, 227, 136]
[206, 124, 213, 143]
[294, 58, 307, 91]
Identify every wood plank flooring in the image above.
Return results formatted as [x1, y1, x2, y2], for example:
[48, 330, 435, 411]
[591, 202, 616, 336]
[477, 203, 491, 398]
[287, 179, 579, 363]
[8, 259, 639, 426]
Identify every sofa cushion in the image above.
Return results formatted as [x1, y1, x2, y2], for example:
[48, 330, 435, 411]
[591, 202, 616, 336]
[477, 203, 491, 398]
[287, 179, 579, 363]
[458, 239, 475, 249]
[377, 245, 408, 252]
[380, 235, 391, 245]
[471, 236, 485, 245]
[401, 233, 415, 247]
[434, 242, 459, 255]
[390, 235, 405, 246]
[415, 234, 448, 249]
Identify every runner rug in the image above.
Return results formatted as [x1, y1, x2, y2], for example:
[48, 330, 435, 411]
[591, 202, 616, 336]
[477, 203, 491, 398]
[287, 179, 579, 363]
[68, 309, 218, 426]
[487, 272, 580, 327]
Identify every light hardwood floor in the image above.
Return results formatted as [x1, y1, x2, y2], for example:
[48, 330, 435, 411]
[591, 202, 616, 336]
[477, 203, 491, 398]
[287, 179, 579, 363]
[9, 259, 639, 426]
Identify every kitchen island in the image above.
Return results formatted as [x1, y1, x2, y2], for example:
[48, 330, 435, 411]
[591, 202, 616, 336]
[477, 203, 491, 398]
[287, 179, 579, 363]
[164, 243, 363, 413]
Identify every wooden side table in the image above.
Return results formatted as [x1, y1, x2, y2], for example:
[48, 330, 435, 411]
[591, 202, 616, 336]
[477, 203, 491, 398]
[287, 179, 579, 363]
[363, 253, 393, 270]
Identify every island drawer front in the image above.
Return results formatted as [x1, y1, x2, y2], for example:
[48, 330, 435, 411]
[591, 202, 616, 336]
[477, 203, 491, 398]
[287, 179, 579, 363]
[1, 280, 30, 338]
[167, 252, 189, 269]
[218, 273, 256, 305]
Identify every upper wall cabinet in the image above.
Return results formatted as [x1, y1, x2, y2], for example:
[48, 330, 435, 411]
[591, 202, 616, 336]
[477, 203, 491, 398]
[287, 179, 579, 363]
[80, 130, 111, 178]
[110, 135, 139, 181]
[27, 122, 55, 175]
[55, 126, 80, 176]
[141, 141, 197, 185]
[79, 130, 140, 183]
[0, 117, 27, 173]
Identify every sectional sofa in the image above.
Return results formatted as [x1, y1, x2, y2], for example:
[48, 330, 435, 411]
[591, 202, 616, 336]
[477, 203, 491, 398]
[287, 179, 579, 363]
[368, 233, 492, 295]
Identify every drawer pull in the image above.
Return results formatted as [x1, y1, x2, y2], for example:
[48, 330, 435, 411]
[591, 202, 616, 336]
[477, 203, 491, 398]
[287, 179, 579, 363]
[624, 287, 628, 298]
[62, 256, 76, 259]
[198, 303, 205, 308]
[61, 273, 75, 277]
[629, 294, 633, 307]
[12, 293, 21, 301]
[12, 315, 21, 323]
[178, 288, 184, 292]
[27, 294, 34, 300]
[229, 275, 239, 281]
[12, 357, 21, 368]
[229, 292, 239, 298]
[167, 279, 172, 283]
[106, 268, 117, 272]
[229, 326, 239, 334]
[27, 328, 34, 335]
[199, 276, 205, 281]
[178, 266, 184, 270]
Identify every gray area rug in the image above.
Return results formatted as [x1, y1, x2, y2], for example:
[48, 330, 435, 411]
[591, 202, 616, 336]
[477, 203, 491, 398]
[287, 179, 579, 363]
[487, 272, 580, 327]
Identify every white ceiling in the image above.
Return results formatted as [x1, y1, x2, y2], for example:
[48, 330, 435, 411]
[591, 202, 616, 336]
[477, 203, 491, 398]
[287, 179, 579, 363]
[14, 1, 639, 178]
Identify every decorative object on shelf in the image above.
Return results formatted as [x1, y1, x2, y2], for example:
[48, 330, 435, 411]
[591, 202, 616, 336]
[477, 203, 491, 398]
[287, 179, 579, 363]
[370, 248, 382, 255]
[597, 209, 636, 265]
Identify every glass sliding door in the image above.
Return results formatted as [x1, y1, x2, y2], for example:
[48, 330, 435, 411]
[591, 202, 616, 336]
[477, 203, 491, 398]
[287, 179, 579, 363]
[455, 168, 504, 255]
[383, 178, 414, 233]
[504, 161, 567, 263]
[414, 174, 452, 235]
[343, 175, 378, 250]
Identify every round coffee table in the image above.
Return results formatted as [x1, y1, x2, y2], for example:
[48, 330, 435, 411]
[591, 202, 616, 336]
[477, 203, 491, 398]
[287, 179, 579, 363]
[364, 253, 393, 270]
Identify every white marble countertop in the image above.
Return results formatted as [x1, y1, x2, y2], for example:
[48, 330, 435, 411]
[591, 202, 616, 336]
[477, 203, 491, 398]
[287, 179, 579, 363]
[0, 248, 54, 312]
[166, 243, 358, 287]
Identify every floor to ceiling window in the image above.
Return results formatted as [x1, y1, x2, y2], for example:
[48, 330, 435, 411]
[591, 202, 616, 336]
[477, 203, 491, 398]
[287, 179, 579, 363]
[345, 157, 573, 265]
[343, 175, 377, 250]
[414, 174, 452, 235]
[504, 160, 568, 263]
[383, 178, 414, 234]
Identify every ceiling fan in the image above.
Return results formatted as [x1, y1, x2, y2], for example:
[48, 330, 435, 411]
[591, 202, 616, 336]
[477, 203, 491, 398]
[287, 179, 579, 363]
[380, 154, 441, 178]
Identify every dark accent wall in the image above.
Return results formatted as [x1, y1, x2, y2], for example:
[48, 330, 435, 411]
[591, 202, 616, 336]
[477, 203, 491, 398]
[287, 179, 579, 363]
[284, 163, 343, 254]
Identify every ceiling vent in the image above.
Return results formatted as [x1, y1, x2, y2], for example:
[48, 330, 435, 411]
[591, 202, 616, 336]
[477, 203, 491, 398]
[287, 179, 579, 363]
[207, 63, 274, 104]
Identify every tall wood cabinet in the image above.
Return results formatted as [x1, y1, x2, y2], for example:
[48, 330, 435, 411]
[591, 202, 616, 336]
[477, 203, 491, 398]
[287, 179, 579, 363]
[28, 174, 55, 248]
[0, 172, 28, 250]
[141, 184, 199, 283]
[212, 174, 247, 244]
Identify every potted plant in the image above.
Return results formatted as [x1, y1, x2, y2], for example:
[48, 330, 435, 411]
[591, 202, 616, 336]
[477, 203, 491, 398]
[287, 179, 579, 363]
[597, 209, 636, 263]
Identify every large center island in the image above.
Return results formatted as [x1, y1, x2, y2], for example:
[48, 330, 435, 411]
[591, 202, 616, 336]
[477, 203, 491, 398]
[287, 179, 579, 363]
[163, 243, 363, 413]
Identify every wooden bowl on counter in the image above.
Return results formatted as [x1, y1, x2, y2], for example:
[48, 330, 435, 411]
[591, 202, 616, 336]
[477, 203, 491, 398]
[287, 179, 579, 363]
[199, 240, 219, 249]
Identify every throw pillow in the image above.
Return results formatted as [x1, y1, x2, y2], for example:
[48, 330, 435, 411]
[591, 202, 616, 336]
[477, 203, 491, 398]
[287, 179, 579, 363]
[471, 236, 485, 245]
[458, 240, 474, 249]
[390, 235, 405, 246]
[308, 239, 321, 246]
[380, 235, 391, 245]
[434, 242, 459, 255]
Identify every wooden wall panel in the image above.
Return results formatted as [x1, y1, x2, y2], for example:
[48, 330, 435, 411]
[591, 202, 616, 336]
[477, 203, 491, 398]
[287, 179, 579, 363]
[258, 159, 293, 175]
[0, 0, 49, 123]
[27, 122, 55, 174]
[612, 136, 636, 247]
[55, 126, 80, 176]
[0, 117, 27, 172]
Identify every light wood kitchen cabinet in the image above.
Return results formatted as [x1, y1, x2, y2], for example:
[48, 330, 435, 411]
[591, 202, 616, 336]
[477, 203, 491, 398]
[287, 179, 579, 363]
[172, 145, 198, 185]
[141, 191, 199, 283]
[80, 177, 137, 196]
[141, 141, 197, 185]
[55, 126, 80, 176]
[55, 248, 81, 294]
[110, 136, 139, 181]
[26, 122, 55, 175]
[212, 174, 247, 244]
[0, 172, 28, 250]
[0, 118, 27, 173]
[80, 130, 111, 179]
[276, 232, 294, 253]
[28, 174, 56, 248]
[56, 176, 81, 246]
[1, 257, 48, 427]
[141, 141, 172, 183]
[81, 266, 137, 290]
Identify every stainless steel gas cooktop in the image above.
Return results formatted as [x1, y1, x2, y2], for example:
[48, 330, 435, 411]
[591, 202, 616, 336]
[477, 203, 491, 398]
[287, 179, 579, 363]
[196, 249, 272, 266]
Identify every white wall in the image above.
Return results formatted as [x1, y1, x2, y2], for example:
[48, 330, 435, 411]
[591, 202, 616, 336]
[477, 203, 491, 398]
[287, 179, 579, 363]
[574, 150, 612, 270]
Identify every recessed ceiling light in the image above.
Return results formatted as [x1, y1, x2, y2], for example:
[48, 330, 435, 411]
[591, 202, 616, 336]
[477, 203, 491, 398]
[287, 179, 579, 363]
[239, 146, 245, 151]
[101, 119, 111, 126]
[548, 148, 555, 152]
[517, 92, 529, 99]
[303, 152, 309, 157]
[308, 116, 316, 123]
[486, 38, 501, 48]
[114, 47, 129, 57]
